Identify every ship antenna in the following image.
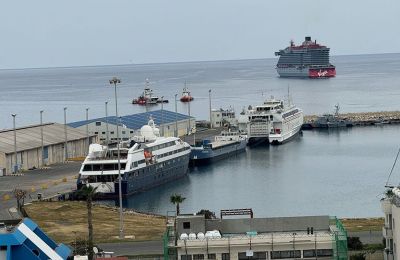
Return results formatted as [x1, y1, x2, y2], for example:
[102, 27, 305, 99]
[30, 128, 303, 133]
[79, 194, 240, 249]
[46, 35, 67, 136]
[385, 147, 400, 188]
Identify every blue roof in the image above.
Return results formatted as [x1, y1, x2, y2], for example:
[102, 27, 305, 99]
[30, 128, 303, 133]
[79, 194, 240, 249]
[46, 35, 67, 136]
[68, 109, 193, 130]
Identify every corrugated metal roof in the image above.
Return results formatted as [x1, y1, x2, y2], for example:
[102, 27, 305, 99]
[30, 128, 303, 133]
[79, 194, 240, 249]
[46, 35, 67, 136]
[68, 109, 193, 129]
[0, 123, 92, 154]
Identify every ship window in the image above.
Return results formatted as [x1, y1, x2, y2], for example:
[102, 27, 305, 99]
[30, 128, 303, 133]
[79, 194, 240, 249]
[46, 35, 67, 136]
[92, 164, 102, 171]
[130, 131, 134, 133]
[83, 164, 92, 171]
[103, 164, 115, 171]
[94, 132, 98, 134]
[96, 121, 101, 126]
[193, 254, 204, 260]
[316, 249, 333, 257]
[110, 131, 115, 134]
[122, 131, 126, 134]
[183, 222, 190, 229]
[102, 132, 106, 134]
[303, 250, 316, 257]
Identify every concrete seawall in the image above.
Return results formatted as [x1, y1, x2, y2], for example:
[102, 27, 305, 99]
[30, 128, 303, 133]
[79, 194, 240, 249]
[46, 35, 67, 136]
[304, 111, 400, 126]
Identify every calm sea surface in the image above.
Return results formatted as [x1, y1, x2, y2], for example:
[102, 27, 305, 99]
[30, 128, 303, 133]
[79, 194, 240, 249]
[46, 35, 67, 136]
[1, 54, 400, 217]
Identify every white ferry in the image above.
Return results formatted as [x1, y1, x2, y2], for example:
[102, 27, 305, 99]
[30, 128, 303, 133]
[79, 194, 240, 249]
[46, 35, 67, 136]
[247, 97, 303, 145]
[77, 119, 191, 196]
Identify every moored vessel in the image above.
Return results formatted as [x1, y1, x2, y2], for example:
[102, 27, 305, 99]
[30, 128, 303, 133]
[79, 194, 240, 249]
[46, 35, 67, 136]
[77, 119, 191, 197]
[190, 131, 247, 165]
[275, 36, 336, 78]
[246, 96, 304, 145]
[302, 104, 353, 129]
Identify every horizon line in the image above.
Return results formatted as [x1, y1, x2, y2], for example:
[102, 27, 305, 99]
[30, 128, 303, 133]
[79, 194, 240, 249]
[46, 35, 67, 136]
[0, 52, 399, 71]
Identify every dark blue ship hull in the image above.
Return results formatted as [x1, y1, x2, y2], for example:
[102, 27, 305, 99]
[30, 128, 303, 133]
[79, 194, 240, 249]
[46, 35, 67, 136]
[190, 140, 247, 165]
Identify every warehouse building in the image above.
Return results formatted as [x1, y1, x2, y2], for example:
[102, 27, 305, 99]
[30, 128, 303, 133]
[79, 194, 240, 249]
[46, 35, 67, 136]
[68, 109, 195, 143]
[164, 209, 348, 260]
[0, 123, 96, 175]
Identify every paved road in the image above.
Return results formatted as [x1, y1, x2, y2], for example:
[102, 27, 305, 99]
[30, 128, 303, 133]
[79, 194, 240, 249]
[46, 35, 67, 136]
[98, 240, 163, 257]
[0, 161, 81, 220]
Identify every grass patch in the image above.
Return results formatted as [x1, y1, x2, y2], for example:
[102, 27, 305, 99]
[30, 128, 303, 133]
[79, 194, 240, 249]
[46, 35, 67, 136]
[24, 201, 166, 244]
[340, 218, 384, 232]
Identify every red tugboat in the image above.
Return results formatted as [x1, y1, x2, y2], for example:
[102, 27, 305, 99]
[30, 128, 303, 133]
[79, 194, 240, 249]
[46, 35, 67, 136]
[275, 36, 336, 78]
[180, 85, 194, 102]
[132, 79, 168, 105]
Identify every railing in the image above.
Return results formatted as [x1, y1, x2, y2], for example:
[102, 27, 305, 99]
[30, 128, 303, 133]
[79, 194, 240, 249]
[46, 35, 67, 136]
[383, 226, 393, 238]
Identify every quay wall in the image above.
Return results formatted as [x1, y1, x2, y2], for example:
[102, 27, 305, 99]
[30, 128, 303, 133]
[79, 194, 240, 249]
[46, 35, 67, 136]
[304, 111, 400, 125]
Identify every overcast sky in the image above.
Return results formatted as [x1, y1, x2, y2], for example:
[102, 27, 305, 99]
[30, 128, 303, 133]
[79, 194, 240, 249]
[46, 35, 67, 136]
[1, 0, 399, 69]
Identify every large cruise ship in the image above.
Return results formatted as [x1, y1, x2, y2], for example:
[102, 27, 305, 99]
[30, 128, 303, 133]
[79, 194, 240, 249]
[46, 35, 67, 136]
[247, 97, 304, 145]
[275, 36, 336, 78]
[77, 119, 191, 197]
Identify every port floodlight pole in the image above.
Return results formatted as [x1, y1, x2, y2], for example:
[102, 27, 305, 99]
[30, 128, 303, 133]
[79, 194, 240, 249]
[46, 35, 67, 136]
[12, 114, 17, 173]
[63, 107, 68, 162]
[174, 94, 178, 137]
[209, 89, 212, 128]
[188, 98, 191, 134]
[105, 101, 110, 145]
[40, 110, 44, 167]
[86, 108, 89, 152]
[109, 77, 124, 239]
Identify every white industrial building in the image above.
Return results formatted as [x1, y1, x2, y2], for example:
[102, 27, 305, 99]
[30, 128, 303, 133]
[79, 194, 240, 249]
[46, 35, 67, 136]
[0, 123, 97, 175]
[381, 187, 400, 260]
[68, 110, 195, 143]
[211, 108, 237, 128]
[165, 209, 348, 260]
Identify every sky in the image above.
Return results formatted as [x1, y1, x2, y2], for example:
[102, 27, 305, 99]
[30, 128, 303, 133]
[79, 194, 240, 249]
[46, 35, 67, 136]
[1, 0, 400, 69]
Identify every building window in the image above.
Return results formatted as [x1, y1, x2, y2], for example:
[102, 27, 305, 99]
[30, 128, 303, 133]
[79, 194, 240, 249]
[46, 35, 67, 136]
[110, 131, 115, 134]
[122, 131, 126, 134]
[183, 222, 190, 229]
[130, 131, 134, 134]
[271, 250, 301, 259]
[181, 255, 192, 260]
[303, 250, 316, 258]
[221, 253, 230, 260]
[316, 249, 333, 257]
[193, 254, 204, 260]
[96, 121, 101, 126]
[94, 132, 98, 134]
[207, 254, 216, 259]
[102, 132, 106, 134]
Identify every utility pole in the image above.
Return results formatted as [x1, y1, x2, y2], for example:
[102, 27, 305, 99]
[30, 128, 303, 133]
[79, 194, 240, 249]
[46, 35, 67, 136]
[12, 114, 17, 173]
[105, 101, 110, 145]
[109, 77, 124, 239]
[40, 110, 44, 167]
[63, 107, 68, 162]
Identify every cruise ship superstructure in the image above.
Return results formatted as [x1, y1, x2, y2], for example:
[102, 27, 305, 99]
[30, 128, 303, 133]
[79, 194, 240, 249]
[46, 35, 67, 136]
[77, 119, 191, 196]
[275, 36, 336, 78]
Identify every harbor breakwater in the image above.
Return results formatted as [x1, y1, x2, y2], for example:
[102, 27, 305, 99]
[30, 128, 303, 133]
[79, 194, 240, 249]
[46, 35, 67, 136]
[304, 111, 400, 126]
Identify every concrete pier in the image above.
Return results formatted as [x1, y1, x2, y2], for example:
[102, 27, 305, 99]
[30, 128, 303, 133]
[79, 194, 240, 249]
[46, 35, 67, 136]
[304, 111, 400, 126]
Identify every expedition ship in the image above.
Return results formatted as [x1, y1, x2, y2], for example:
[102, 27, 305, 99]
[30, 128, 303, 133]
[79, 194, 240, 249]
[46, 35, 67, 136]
[77, 119, 191, 197]
[275, 36, 336, 78]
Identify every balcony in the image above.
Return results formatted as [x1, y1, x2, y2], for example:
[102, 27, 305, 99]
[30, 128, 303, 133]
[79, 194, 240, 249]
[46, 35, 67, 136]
[382, 226, 393, 238]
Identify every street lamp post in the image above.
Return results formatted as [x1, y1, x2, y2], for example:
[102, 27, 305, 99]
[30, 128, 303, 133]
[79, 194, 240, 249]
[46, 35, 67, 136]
[63, 107, 68, 162]
[12, 114, 17, 173]
[40, 110, 44, 167]
[174, 94, 178, 137]
[105, 101, 110, 145]
[86, 108, 90, 151]
[188, 98, 191, 134]
[109, 77, 124, 239]
[161, 96, 164, 136]
[209, 89, 212, 128]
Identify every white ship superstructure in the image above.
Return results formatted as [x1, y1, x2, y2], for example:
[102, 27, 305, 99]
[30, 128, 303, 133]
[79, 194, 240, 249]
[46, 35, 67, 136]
[77, 119, 191, 196]
[246, 97, 303, 144]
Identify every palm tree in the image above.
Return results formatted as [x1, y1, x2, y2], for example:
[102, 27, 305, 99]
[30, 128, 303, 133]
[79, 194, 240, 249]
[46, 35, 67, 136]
[170, 194, 186, 215]
[77, 185, 98, 260]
